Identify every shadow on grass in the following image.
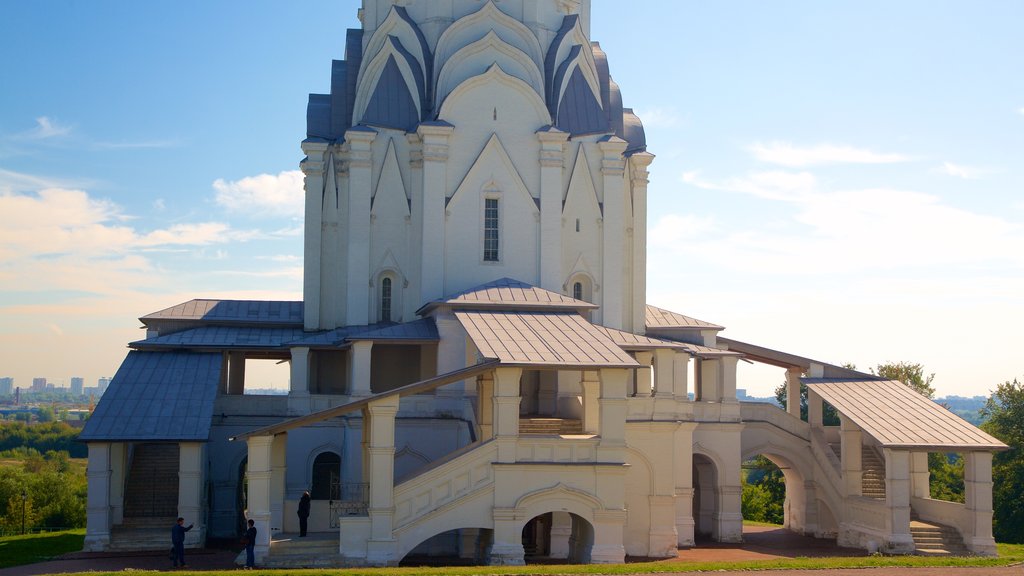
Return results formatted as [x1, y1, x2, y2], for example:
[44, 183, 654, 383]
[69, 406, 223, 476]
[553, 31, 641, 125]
[0, 530, 85, 569]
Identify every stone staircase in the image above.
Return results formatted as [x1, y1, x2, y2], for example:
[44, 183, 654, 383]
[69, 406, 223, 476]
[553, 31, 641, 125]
[255, 534, 350, 568]
[110, 516, 178, 550]
[124, 443, 179, 518]
[911, 519, 970, 555]
[518, 418, 583, 435]
[861, 445, 886, 499]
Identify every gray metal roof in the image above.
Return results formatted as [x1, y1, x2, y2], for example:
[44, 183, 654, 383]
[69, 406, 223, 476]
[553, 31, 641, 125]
[140, 299, 303, 326]
[805, 379, 1008, 451]
[418, 277, 597, 315]
[645, 305, 723, 330]
[361, 53, 420, 131]
[132, 326, 308, 349]
[79, 351, 222, 442]
[348, 318, 439, 342]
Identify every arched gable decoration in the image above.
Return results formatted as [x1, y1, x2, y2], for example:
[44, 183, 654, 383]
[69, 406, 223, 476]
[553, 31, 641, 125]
[563, 145, 600, 212]
[354, 36, 426, 131]
[371, 139, 410, 213]
[435, 30, 544, 112]
[512, 483, 607, 528]
[555, 65, 609, 135]
[447, 132, 538, 214]
[434, 0, 544, 81]
[359, 5, 433, 114]
[546, 15, 602, 116]
[438, 64, 551, 127]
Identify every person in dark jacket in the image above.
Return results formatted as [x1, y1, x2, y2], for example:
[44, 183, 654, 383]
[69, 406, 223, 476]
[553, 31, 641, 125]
[170, 517, 193, 568]
[297, 491, 311, 537]
[243, 519, 257, 569]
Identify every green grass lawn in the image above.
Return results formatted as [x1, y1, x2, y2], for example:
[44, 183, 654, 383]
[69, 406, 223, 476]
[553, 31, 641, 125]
[0, 529, 85, 569]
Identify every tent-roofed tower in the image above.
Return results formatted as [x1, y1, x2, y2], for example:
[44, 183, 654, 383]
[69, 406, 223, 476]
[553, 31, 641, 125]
[300, 0, 653, 333]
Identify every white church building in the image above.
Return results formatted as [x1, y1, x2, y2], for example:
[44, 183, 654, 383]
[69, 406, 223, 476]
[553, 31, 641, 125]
[80, 0, 1006, 566]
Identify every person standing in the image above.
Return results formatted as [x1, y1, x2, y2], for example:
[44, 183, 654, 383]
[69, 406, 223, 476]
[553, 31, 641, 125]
[297, 491, 311, 537]
[243, 519, 257, 569]
[170, 517, 193, 568]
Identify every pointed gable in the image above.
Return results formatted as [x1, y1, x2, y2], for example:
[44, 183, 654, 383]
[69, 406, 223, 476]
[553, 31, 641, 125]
[417, 277, 597, 315]
[448, 133, 537, 210]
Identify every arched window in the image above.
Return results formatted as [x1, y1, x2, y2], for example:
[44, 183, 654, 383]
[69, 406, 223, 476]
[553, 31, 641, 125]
[380, 277, 392, 322]
[573, 281, 583, 301]
[569, 275, 592, 303]
[483, 197, 500, 261]
[310, 451, 340, 500]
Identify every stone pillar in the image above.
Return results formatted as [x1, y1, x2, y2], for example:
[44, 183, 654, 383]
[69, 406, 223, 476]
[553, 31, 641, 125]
[477, 373, 494, 440]
[674, 423, 697, 546]
[227, 351, 246, 395]
[365, 395, 400, 564]
[697, 358, 720, 402]
[537, 126, 568, 292]
[489, 509, 525, 565]
[84, 442, 112, 551]
[492, 367, 523, 463]
[270, 435, 287, 535]
[288, 347, 311, 415]
[598, 136, 628, 329]
[435, 313, 469, 407]
[808, 389, 824, 428]
[178, 442, 205, 546]
[673, 352, 690, 400]
[786, 367, 803, 418]
[634, 351, 653, 397]
[597, 368, 628, 462]
[590, 509, 627, 563]
[720, 356, 738, 402]
[406, 133, 424, 321]
[581, 370, 600, 434]
[629, 152, 654, 334]
[301, 140, 328, 330]
[416, 122, 454, 303]
[556, 371, 583, 419]
[840, 416, 863, 496]
[800, 480, 821, 536]
[109, 443, 126, 525]
[537, 371, 558, 415]
[348, 340, 373, 397]
[344, 126, 377, 326]
[909, 452, 930, 500]
[246, 435, 274, 562]
[883, 448, 914, 553]
[963, 451, 997, 555]
[548, 511, 572, 559]
[652, 349, 674, 397]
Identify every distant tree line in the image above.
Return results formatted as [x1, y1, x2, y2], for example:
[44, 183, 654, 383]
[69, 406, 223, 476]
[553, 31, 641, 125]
[0, 422, 86, 458]
[0, 449, 87, 533]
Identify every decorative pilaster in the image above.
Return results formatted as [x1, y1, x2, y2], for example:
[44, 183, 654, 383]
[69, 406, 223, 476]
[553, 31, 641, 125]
[537, 126, 568, 292]
[109, 443, 126, 525]
[477, 373, 494, 440]
[840, 417, 863, 496]
[178, 442, 205, 547]
[349, 340, 373, 397]
[84, 442, 111, 551]
[883, 448, 914, 553]
[963, 451, 997, 555]
[597, 136, 628, 329]
[365, 395, 400, 564]
[344, 126, 377, 326]
[301, 140, 328, 330]
[416, 122, 454, 303]
[288, 346, 310, 415]
[246, 435, 274, 562]
[909, 452, 930, 499]
[270, 434, 287, 536]
[674, 422, 697, 546]
[634, 351, 653, 397]
[492, 367, 523, 463]
[628, 152, 654, 334]
[597, 368, 627, 462]
[581, 370, 600, 434]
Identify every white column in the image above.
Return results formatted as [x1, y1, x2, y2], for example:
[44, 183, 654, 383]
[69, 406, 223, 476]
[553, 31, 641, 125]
[786, 367, 803, 418]
[178, 442, 205, 547]
[628, 152, 654, 334]
[489, 509, 525, 565]
[405, 133, 424, 322]
[301, 140, 328, 330]
[548, 511, 572, 559]
[674, 423, 696, 546]
[720, 356, 738, 402]
[697, 358, 720, 402]
[416, 122, 454, 303]
[598, 136, 628, 330]
[537, 127, 568, 292]
[963, 451, 997, 555]
[344, 127, 377, 326]
[492, 367, 523, 463]
[348, 340, 373, 397]
[109, 443, 126, 525]
[477, 373, 494, 440]
[597, 368, 628, 462]
[808, 389, 824, 428]
[673, 352, 690, 400]
[883, 448, 914, 553]
[288, 346, 311, 415]
[246, 435, 274, 562]
[909, 452, 930, 500]
[634, 351, 653, 397]
[840, 417, 863, 497]
[590, 510, 627, 563]
[652, 349, 674, 397]
[270, 434, 287, 535]
[84, 442, 112, 551]
[365, 395, 400, 564]
[581, 370, 600, 434]
[227, 351, 246, 395]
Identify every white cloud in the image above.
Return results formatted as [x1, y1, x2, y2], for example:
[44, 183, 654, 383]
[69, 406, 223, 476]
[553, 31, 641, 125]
[941, 161, 980, 179]
[0, 167, 92, 194]
[1018, 107, 1024, 116]
[748, 141, 911, 167]
[214, 170, 304, 218]
[31, 116, 73, 139]
[632, 107, 682, 129]
[649, 214, 717, 245]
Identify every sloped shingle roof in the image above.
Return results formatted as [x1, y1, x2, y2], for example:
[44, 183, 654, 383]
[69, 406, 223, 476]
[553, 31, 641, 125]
[645, 305, 723, 330]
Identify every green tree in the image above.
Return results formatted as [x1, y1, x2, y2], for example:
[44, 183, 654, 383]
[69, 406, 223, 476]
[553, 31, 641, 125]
[981, 378, 1024, 543]
[872, 361, 936, 398]
[741, 456, 785, 525]
[774, 382, 840, 426]
[35, 406, 55, 423]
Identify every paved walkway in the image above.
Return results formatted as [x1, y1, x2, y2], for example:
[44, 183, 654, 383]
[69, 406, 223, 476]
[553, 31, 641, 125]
[0, 526, 1014, 576]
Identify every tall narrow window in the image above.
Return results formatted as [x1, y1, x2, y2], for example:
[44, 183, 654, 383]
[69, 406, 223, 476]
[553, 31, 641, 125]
[380, 277, 392, 322]
[484, 198, 500, 261]
[573, 281, 583, 301]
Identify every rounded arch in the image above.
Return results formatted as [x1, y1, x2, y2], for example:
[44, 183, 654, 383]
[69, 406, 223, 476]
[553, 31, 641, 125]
[435, 30, 544, 111]
[438, 64, 550, 127]
[513, 483, 604, 532]
[305, 443, 342, 497]
[434, 1, 544, 77]
[353, 36, 425, 128]
[360, 5, 431, 87]
[372, 268, 403, 323]
[565, 271, 595, 304]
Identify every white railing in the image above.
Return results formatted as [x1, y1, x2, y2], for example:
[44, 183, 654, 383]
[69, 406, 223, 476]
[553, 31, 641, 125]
[847, 496, 889, 532]
[911, 496, 969, 536]
[739, 402, 810, 440]
[515, 436, 599, 463]
[392, 440, 497, 530]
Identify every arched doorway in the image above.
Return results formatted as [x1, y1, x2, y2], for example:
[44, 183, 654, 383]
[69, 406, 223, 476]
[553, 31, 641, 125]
[693, 454, 719, 539]
[521, 512, 594, 564]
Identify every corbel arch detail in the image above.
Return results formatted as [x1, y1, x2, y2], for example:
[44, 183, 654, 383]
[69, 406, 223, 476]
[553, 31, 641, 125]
[435, 30, 544, 112]
[438, 64, 550, 127]
[434, 1, 544, 79]
[353, 36, 425, 129]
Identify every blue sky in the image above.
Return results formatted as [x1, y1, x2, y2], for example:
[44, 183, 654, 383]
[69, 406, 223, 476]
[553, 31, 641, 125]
[1, 1, 1021, 397]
